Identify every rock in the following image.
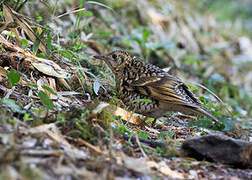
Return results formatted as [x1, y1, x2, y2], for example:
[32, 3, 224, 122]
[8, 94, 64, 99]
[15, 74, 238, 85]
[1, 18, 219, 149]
[182, 135, 252, 168]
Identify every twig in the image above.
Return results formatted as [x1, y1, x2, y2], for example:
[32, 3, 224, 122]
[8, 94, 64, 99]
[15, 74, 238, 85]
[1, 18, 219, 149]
[76, 138, 102, 153]
[187, 81, 234, 117]
[52, 8, 86, 20]
[4, 86, 15, 99]
[135, 133, 148, 158]
[123, 134, 169, 148]
[16, 0, 28, 12]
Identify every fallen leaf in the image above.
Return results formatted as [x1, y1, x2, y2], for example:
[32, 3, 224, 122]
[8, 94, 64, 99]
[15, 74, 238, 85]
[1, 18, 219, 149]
[25, 123, 88, 160]
[93, 102, 143, 125]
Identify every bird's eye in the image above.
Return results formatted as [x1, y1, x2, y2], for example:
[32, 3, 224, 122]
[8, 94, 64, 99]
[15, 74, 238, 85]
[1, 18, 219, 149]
[112, 54, 117, 59]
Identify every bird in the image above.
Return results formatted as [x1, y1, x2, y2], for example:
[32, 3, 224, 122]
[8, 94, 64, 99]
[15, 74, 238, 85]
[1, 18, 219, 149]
[94, 50, 220, 124]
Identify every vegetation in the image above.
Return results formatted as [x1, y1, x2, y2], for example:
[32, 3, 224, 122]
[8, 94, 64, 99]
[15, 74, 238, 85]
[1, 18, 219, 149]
[0, 0, 251, 179]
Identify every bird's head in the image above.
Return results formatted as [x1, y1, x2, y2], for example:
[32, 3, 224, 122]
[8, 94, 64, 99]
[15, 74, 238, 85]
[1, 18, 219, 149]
[94, 50, 131, 74]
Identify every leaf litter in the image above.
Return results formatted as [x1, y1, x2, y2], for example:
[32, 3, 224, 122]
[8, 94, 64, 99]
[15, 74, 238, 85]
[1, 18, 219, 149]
[0, 0, 252, 179]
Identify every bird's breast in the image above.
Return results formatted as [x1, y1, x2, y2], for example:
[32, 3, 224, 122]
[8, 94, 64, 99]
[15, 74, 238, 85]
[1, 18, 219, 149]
[117, 82, 160, 115]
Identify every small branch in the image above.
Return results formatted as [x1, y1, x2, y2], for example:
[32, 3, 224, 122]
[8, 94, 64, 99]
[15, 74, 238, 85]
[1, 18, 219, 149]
[123, 134, 170, 148]
[135, 133, 148, 158]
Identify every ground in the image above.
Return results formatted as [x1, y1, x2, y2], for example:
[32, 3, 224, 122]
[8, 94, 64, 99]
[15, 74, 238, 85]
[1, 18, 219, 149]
[0, 0, 251, 179]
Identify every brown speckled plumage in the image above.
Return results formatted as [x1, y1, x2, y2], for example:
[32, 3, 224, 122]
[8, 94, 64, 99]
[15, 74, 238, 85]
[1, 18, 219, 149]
[94, 50, 219, 123]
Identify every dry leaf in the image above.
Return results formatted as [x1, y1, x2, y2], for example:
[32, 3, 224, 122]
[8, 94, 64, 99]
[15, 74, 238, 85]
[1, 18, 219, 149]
[48, 77, 58, 99]
[0, 66, 7, 77]
[93, 102, 143, 125]
[155, 161, 184, 179]
[4, 5, 47, 54]
[25, 123, 88, 160]
[31, 60, 72, 79]
[121, 153, 184, 179]
[58, 78, 71, 90]
[0, 34, 72, 87]
[3, 5, 21, 46]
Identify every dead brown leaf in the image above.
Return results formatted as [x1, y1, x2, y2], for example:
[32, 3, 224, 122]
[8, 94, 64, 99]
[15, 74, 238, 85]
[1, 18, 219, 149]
[25, 123, 88, 160]
[93, 102, 144, 125]
[3, 5, 47, 55]
[2, 4, 21, 46]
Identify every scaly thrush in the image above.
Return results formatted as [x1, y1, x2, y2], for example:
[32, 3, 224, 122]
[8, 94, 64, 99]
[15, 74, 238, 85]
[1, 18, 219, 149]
[94, 50, 219, 123]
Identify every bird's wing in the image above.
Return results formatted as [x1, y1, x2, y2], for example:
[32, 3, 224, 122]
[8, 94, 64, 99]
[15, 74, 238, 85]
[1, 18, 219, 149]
[128, 74, 202, 105]
[127, 74, 220, 123]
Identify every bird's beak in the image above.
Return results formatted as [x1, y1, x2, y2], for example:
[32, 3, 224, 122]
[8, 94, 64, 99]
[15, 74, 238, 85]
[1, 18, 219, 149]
[94, 55, 113, 69]
[93, 55, 107, 60]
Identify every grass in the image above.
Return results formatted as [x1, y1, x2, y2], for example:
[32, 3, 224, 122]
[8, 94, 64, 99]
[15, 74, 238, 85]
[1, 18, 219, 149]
[0, 0, 251, 178]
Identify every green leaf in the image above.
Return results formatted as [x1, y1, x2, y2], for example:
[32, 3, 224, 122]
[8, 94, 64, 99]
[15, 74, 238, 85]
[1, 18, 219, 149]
[32, 39, 40, 55]
[187, 84, 197, 91]
[199, 96, 207, 105]
[158, 131, 174, 141]
[56, 114, 65, 124]
[54, 50, 74, 59]
[138, 131, 148, 139]
[145, 117, 155, 123]
[190, 117, 225, 130]
[84, 10, 93, 17]
[190, 118, 213, 129]
[212, 122, 225, 131]
[42, 85, 57, 95]
[134, 98, 152, 103]
[32, 30, 45, 54]
[7, 69, 20, 87]
[78, 69, 85, 81]
[109, 101, 117, 105]
[184, 58, 198, 65]
[2, 98, 26, 114]
[35, 12, 43, 22]
[2, 30, 16, 37]
[21, 38, 29, 49]
[86, 1, 114, 11]
[85, 71, 97, 79]
[23, 113, 33, 122]
[119, 124, 130, 135]
[131, 37, 142, 45]
[72, 42, 86, 52]
[27, 83, 38, 88]
[36, 16, 43, 21]
[93, 80, 101, 95]
[142, 30, 151, 42]
[46, 31, 52, 57]
[38, 91, 54, 110]
[7, 119, 18, 125]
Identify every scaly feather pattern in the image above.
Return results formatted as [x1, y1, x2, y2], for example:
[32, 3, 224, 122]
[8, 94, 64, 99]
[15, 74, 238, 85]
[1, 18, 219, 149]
[94, 50, 219, 123]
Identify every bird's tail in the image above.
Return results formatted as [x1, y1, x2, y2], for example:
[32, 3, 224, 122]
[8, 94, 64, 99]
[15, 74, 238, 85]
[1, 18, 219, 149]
[188, 104, 220, 123]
